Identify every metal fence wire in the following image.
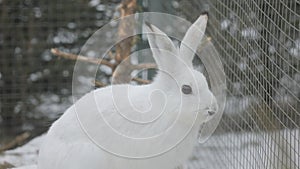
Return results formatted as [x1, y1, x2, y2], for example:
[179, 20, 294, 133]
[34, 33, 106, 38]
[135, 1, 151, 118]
[179, 0, 300, 169]
[0, 0, 117, 140]
[0, 0, 299, 169]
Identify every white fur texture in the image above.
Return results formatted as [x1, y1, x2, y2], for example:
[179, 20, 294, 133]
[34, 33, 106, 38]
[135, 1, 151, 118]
[37, 14, 217, 169]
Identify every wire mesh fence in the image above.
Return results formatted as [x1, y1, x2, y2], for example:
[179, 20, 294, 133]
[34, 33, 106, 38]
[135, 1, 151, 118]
[0, 0, 118, 141]
[0, 0, 299, 169]
[178, 0, 300, 168]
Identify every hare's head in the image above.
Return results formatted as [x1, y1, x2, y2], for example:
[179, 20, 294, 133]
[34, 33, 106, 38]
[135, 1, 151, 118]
[144, 13, 218, 123]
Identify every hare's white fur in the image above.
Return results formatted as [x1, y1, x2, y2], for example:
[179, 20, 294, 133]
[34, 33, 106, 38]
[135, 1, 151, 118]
[38, 14, 217, 169]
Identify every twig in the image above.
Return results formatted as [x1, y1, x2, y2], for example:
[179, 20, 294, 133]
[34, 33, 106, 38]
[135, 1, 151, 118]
[0, 132, 31, 153]
[92, 80, 107, 87]
[108, 51, 115, 60]
[132, 77, 151, 84]
[51, 48, 115, 68]
[132, 63, 157, 70]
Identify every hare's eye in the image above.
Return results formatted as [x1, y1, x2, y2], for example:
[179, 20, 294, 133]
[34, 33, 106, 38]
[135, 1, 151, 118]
[182, 85, 192, 94]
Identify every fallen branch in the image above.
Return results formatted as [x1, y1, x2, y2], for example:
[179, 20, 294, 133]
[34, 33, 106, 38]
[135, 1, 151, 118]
[0, 132, 31, 153]
[51, 48, 115, 68]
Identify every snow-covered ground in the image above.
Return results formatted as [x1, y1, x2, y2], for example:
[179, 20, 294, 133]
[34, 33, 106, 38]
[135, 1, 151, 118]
[188, 129, 299, 169]
[1, 129, 299, 169]
[0, 135, 44, 168]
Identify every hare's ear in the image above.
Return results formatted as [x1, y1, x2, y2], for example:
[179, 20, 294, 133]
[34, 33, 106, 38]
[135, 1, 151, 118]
[180, 13, 208, 67]
[144, 22, 177, 71]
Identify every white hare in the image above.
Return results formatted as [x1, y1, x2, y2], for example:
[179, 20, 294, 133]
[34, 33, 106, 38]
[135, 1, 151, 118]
[37, 13, 218, 169]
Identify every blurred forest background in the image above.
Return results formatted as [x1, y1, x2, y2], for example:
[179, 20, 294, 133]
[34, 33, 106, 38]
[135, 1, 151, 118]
[0, 0, 299, 168]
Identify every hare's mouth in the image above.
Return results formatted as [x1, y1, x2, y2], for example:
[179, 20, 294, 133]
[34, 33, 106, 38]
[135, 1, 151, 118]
[207, 110, 216, 116]
[204, 109, 217, 122]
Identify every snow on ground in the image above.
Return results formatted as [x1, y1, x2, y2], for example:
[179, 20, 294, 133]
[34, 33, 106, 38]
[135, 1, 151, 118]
[185, 129, 299, 169]
[9, 165, 36, 169]
[1, 129, 299, 169]
[0, 135, 44, 168]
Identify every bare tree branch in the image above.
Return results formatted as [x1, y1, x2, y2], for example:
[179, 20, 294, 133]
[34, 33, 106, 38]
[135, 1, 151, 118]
[132, 77, 151, 84]
[92, 80, 107, 87]
[51, 48, 115, 68]
[115, 0, 137, 63]
[132, 63, 157, 70]
[108, 51, 115, 60]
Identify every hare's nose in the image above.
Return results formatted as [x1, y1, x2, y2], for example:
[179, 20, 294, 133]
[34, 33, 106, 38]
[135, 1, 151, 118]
[208, 111, 215, 116]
